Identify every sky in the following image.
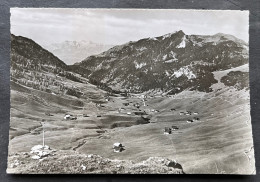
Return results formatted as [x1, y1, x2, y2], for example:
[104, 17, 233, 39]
[11, 8, 249, 46]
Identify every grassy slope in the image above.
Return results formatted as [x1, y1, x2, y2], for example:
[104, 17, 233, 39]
[8, 73, 254, 174]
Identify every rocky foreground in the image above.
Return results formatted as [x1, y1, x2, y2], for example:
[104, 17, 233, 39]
[7, 146, 184, 174]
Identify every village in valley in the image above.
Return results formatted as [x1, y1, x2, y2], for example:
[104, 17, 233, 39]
[7, 9, 255, 174]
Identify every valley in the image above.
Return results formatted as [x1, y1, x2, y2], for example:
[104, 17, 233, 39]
[7, 31, 255, 174]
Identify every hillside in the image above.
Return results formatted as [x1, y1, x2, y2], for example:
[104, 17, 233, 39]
[11, 34, 89, 98]
[75, 30, 248, 94]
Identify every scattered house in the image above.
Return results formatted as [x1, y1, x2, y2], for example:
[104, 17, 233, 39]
[105, 96, 110, 102]
[71, 116, 77, 120]
[134, 111, 147, 116]
[170, 108, 176, 111]
[179, 112, 184, 115]
[96, 103, 101, 107]
[45, 112, 53, 116]
[172, 126, 179, 130]
[186, 119, 194, 123]
[113, 143, 124, 153]
[127, 112, 131, 115]
[151, 109, 155, 112]
[185, 111, 192, 115]
[193, 117, 200, 121]
[141, 115, 151, 122]
[83, 114, 89, 117]
[193, 112, 199, 115]
[164, 127, 172, 134]
[123, 103, 129, 106]
[64, 114, 72, 120]
[97, 115, 102, 117]
[133, 103, 140, 108]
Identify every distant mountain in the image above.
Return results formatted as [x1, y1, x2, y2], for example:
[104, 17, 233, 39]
[44, 40, 114, 65]
[75, 30, 249, 94]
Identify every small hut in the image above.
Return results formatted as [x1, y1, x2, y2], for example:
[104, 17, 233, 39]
[164, 127, 172, 134]
[172, 126, 179, 130]
[64, 114, 71, 120]
[193, 117, 200, 121]
[123, 103, 129, 106]
[113, 143, 124, 153]
[187, 119, 194, 123]
[185, 111, 192, 115]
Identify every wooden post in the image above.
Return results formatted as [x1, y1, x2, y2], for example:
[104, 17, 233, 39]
[42, 122, 45, 147]
[43, 130, 45, 147]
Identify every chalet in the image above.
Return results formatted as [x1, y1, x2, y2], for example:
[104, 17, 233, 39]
[71, 115, 77, 120]
[113, 143, 124, 153]
[186, 119, 194, 123]
[164, 127, 172, 134]
[134, 111, 147, 116]
[105, 97, 110, 102]
[133, 103, 140, 108]
[123, 103, 129, 106]
[193, 117, 200, 121]
[97, 115, 102, 117]
[170, 108, 176, 111]
[179, 112, 184, 115]
[141, 115, 151, 122]
[127, 112, 131, 115]
[172, 126, 179, 130]
[83, 114, 89, 117]
[64, 114, 71, 120]
[185, 111, 192, 115]
[193, 112, 199, 115]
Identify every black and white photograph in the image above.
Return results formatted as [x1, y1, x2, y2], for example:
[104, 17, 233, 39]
[7, 8, 255, 174]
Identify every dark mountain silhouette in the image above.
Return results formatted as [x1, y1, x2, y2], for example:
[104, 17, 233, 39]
[74, 30, 248, 93]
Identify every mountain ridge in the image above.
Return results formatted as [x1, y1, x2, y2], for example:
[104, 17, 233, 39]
[73, 30, 248, 94]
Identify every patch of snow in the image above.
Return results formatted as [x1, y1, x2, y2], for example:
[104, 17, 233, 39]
[162, 33, 172, 40]
[163, 55, 167, 61]
[149, 37, 158, 41]
[165, 71, 170, 76]
[164, 51, 178, 63]
[143, 69, 149, 74]
[134, 61, 146, 69]
[136, 47, 147, 51]
[165, 58, 177, 63]
[176, 36, 186, 48]
[172, 66, 196, 79]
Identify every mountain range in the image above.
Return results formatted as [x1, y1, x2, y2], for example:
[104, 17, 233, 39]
[73, 30, 249, 94]
[43, 40, 114, 65]
[10, 30, 249, 95]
